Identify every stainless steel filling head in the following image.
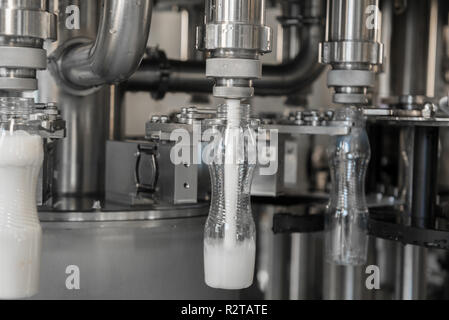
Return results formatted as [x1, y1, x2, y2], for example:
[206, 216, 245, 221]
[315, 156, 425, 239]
[320, 0, 382, 68]
[197, 0, 272, 99]
[320, 0, 383, 105]
[199, 0, 271, 54]
[0, 1, 56, 91]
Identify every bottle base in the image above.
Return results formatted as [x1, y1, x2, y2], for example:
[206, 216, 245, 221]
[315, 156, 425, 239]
[204, 239, 255, 290]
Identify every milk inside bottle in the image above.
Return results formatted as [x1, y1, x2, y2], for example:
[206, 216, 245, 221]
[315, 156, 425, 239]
[0, 98, 44, 299]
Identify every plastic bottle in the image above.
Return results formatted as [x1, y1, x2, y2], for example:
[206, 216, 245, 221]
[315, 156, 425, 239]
[204, 101, 257, 289]
[0, 97, 44, 299]
[325, 106, 371, 266]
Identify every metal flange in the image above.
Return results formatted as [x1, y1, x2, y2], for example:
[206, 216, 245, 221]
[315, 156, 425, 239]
[206, 58, 262, 79]
[320, 41, 383, 66]
[0, 46, 47, 69]
[0, 4, 56, 91]
[0, 77, 37, 90]
[327, 70, 375, 87]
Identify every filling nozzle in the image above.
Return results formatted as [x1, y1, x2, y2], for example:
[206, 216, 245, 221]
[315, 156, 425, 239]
[197, 0, 272, 100]
[320, 0, 383, 105]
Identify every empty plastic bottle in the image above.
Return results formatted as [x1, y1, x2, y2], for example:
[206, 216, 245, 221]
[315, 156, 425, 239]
[325, 106, 371, 266]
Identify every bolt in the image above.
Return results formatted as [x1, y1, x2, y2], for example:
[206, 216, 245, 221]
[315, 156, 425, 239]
[304, 110, 321, 126]
[46, 102, 58, 109]
[187, 106, 197, 113]
[422, 103, 436, 119]
[92, 201, 102, 210]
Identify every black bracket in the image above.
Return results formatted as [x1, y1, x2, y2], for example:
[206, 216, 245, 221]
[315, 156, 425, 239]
[272, 207, 449, 250]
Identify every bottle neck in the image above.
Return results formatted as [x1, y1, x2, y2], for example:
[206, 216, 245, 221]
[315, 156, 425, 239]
[334, 106, 365, 128]
[0, 97, 34, 123]
[217, 101, 251, 124]
[0, 97, 35, 133]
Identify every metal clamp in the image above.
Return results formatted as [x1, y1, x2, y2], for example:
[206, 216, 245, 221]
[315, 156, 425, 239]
[364, 102, 449, 127]
[30, 103, 66, 140]
[135, 144, 158, 193]
[262, 110, 353, 136]
[146, 48, 171, 100]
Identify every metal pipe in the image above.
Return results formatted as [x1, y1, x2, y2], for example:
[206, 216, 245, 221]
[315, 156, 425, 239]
[255, 22, 324, 96]
[377, 0, 394, 100]
[184, 5, 210, 104]
[326, 0, 378, 44]
[395, 244, 427, 300]
[411, 126, 438, 229]
[126, 0, 325, 97]
[281, 1, 301, 62]
[40, 0, 111, 211]
[57, 0, 153, 90]
[390, 0, 431, 96]
[127, 23, 324, 96]
[279, 0, 312, 105]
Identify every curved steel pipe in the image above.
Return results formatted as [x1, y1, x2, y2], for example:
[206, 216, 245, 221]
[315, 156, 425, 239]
[254, 22, 324, 96]
[58, 0, 153, 89]
[126, 21, 324, 97]
[128, 58, 213, 95]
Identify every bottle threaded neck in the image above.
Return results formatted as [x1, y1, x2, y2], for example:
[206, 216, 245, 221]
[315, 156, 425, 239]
[217, 103, 251, 121]
[0, 97, 34, 122]
[334, 106, 365, 127]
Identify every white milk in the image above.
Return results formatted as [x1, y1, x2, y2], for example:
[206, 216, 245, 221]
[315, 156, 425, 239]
[204, 239, 255, 290]
[0, 131, 43, 299]
[223, 99, 243, 248]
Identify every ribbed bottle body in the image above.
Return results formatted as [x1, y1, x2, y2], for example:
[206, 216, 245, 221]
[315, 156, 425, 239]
[204, 103, 257, 289]
[0, 97, 43, 299]
[325, 107, 371, 266]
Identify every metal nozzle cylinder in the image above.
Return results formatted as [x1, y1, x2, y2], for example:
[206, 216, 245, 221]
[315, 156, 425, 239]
[205, 0, 265, 25]
[327, 0, 378, 43]
[0, 0, 56, 91]
[321, 0, 382, 68]
[320, 0, 383, 105]
[197, 0, 272, 99]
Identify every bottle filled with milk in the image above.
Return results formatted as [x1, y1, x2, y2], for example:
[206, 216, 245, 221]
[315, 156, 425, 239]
[0, 97, 44, 299]
[204, 102, 257, 290]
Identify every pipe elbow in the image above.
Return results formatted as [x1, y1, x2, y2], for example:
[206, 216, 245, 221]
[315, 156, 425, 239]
[59, 0, 153, 90]
[254, 23, 324, 95]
